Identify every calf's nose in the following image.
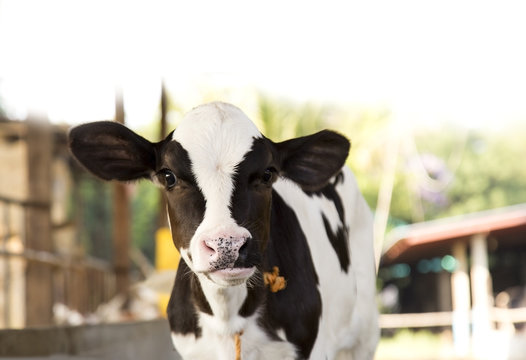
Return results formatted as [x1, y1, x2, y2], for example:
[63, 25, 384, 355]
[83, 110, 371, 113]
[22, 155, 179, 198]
[203, 236, 248, 270]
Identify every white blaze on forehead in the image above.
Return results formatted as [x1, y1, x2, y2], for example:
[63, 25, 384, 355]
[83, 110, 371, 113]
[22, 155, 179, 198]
[172, 102, 261, 222]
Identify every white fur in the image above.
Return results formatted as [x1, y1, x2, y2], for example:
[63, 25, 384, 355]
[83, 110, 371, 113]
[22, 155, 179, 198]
[171, 312, 297, 360]
[197, 276, 248, 334]
[172, 102, 262, 274]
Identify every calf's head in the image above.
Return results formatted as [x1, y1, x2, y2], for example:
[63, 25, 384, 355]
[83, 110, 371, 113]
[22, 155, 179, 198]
[69, 102, 349, 287]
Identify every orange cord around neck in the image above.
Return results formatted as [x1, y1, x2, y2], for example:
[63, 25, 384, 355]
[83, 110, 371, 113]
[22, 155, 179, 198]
[234, 331, 243, 360]
[235, 266, 286, 360]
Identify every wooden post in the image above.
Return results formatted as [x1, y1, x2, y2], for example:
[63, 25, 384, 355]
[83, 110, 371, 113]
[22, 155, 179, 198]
[113, 91, 130, 296]
[25, 118, 53, 326]
[373, 127, 400, 272]
[158, 82, 168, 227]
[451, 241, 471, 357]
[470, 233, 492, 356]
[160, 81, 168, 140]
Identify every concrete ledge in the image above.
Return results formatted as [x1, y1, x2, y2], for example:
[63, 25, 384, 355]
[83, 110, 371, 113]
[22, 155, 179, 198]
[0, 319, 180, 360]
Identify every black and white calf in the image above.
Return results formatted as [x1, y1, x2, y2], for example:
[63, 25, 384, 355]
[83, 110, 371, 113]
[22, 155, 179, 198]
[69, 102, 379, 360]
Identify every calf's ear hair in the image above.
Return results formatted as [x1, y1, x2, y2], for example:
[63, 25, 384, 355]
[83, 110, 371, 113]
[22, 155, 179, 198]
[69, 121, 157, 181]
[275, 130, 350, 191]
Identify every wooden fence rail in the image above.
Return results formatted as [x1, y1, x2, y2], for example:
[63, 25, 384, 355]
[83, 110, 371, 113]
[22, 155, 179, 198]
[379, 307, 526, 329]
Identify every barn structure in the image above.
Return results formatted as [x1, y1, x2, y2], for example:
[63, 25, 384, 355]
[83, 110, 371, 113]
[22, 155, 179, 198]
[380, 203, 526, 358]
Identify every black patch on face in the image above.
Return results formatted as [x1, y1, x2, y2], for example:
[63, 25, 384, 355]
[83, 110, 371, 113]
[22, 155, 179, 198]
[264, 190, 322, 359]
[167, 259, 212, 337]
[232, 237, 262, 269]
[157, 140, 196, 185]
[159, 140, 206, 252]
[230, 137, 278, 269]
[305, 171, 350, 272]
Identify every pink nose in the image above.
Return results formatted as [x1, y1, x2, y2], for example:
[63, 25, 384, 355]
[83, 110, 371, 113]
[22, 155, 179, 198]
[203, 236, 247, 270]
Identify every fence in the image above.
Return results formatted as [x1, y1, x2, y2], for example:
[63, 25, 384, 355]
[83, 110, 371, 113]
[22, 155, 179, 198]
[0, 194, 117, 328]
[379, 307, 526, 328]
[0, 118, 118, 328]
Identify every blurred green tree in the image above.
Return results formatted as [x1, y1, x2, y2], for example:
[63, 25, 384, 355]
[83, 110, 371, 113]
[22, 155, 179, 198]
[441, 126, 526, 217]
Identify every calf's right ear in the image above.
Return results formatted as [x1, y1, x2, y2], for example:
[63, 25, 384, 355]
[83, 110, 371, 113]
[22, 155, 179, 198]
[69, 121, 157, 181]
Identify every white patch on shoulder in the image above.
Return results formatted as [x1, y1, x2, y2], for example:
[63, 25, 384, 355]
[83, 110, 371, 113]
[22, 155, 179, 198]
[272, 169, 378, 359]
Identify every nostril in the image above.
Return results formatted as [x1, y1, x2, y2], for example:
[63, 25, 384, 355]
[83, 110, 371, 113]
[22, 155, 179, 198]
[239, 239, 248, 254]
[237, 238, 250, 262]
[203, 239, 217, 257]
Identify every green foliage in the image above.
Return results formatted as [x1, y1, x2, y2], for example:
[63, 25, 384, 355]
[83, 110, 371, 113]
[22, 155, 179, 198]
[257, 95, 332, 141]
[76, 175, 113, 261]
[131, 181, 160, 260]
[442, 127, 526, 217]
[394, 124, 526, 222]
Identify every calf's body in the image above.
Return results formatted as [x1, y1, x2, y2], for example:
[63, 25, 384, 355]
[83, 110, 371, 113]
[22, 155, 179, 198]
[69, 102, 378, 359]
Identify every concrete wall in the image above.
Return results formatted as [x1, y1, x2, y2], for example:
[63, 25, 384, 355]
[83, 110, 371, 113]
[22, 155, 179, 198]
[0, 319, 181, 360]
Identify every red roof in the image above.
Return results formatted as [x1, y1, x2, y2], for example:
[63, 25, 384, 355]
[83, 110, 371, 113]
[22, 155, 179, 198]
[381, 204, 526, 265]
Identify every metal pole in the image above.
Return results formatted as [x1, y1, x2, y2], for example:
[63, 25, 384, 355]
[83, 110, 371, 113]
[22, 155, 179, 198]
[158, 82, 168, 227]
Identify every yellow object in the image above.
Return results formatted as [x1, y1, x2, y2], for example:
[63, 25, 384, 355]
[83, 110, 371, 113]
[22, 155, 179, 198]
[155, 227, 180, 270]
[263, 266, 287, 293]
[235, 331, 243, 360]
[155, 227, 180, 316]
[158, 293, 171, 317]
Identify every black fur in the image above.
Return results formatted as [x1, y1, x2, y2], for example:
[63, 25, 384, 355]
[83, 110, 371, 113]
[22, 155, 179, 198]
[264, 190, 322, 358]
[168, 260, 207, 337]
[69, 121, 157, 181]
[275, 130, 350, 192]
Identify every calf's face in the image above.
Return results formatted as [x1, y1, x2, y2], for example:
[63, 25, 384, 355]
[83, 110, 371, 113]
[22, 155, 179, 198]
[69, 102, 349, 287]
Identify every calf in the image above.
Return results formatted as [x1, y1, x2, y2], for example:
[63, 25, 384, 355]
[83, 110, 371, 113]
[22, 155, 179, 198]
[69, 102, 379, 360]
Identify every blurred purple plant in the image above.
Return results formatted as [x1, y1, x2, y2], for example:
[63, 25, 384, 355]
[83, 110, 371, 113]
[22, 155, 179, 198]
[407, 153, 451, 208]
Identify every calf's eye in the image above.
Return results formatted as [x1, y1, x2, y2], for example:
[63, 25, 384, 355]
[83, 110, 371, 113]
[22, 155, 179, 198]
[159, 169, 177, 190]
[262, 168, 274, 184]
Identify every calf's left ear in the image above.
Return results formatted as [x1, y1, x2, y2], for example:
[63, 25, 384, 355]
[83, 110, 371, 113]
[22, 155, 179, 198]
[69, 121, 157, 181]
[275, 130, 350, 191]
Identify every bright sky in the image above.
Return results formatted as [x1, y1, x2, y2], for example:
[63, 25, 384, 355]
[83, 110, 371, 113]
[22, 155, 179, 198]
[1, 0, 525, 129]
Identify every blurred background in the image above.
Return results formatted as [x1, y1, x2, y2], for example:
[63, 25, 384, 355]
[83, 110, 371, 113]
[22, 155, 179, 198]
[1, 0, 525, 359]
